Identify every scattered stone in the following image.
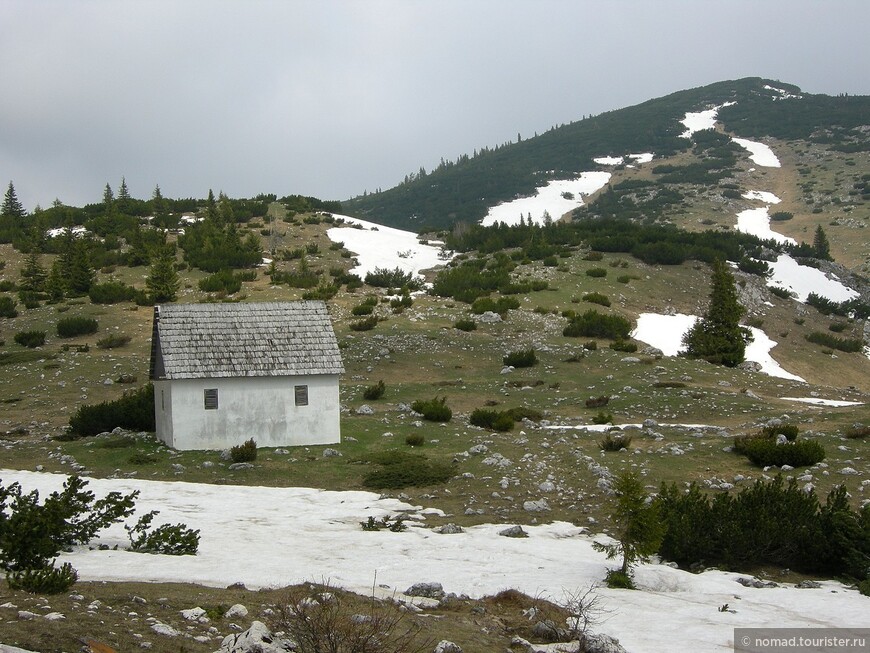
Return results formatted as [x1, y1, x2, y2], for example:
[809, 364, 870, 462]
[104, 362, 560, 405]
[538, 481, 555, 492]
[181, 607, 208, 622]
[499, 525, 528, 538]
[151, 622, 181, 637]
[214, 620, 294, 653]
[356, 404, 375, 415]
[840, 467, 859, 475]
[405, 582, 445, 599]
[17, 611, 38, 620]
[43, 612, 65, 621]
[736, 577, 778, 589]
[437, 523, 464, 534]
[434, 640, 463, 653]
[478, 311, 502, 324]
[467, 444, 488, 455]
[796, 580, 822, 589]
[322, 448, 342, 457]
[224, 603, 249, 619]
[228, 462, 254, 471]
[523, 499, 550, 512]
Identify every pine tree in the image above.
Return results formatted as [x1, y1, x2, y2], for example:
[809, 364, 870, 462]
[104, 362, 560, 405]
[592, 471, 664, 587]
[813, 225, 832, 261]
[103, 183, 114, 207]
[2, 181, 26, 219]
[117, 177, 131, 201]
[18, 252, 47, 293]
[67, 241, 95, 297]
[45, 260, 67, 303]
[146, 251, 180, 303]
[682, 258, 749, 367]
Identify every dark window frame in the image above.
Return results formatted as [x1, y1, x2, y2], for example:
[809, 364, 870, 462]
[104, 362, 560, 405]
[204, 388, 219, 410]
[294, 384, 308, 406]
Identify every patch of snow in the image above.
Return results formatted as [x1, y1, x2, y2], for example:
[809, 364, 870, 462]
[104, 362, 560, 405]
[745, 327, 805, 382]
[768, 255, 858, 303]
[732, 137, 781, 167]
[46, 226, 87, 238]
[594, 156, 623, 165]
[735, 207, 795, 245]
[628, 152, 654, 164]
[763, 84, 802, 100]
[782, 397, 864, 407]
[326, 214, 452, 281]
[481, 172, 611, 227]
[2, 469, 866, 653]
[632, 314, 804, 381]
[741, 190, 781, 204]
[679, 103, 734, 139]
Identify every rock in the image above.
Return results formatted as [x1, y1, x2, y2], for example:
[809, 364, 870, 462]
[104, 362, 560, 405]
[228, 462, 254, 471]
[151, 622, 181, 637]
[478, 311, 502, 323]
[214, 620, 294, 653]
[499, 525, 528, 538]
[796, 580, 822, 589]
[538, 481, 555, 492]
[467, 444, 488, 455]
[530, 619, 564, 642]
[224, 603, 248, 619]
[481, 453, 512, 468]
[17, 611, 38, 620]
[434, 641, 463, 653]
[356, 404, 375, 415]
[736, 577, 778, 589]
[405, 582, 445, 599]
[523, 499, 550, 512]
[582, 633, 629, 653]
[322, 448, 342, 458]
[437, 523, 464, 534]
[181, 607, 208, 621]
[620, 356, 640, 363]
[738, 361, 762, 373]
[43, 612, 65, 621]
[840, 467, 859, 475]
[500, 366, 515, 374]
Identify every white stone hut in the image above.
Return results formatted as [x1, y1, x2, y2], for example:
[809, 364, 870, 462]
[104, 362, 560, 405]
[150, 301, 344, 451]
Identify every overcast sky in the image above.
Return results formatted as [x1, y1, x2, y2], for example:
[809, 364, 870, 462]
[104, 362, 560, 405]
[2, 0, 870, 211]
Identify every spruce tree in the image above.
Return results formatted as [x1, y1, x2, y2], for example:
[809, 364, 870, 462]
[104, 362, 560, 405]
[45, 260, 67, 303]
[19, 252, 47, 293]
[813, 225, 832, 261]
[682, 258, 749, 367]
[592, 471, 664, 587]
[67, 241, 95, 297]
[2, 181, 26, 219]
[146, 251, 180, 303]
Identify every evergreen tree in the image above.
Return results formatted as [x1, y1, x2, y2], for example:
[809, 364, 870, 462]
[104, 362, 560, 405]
[2, 181, 26, 219]
[682, 258, 749, 367]
[205, 189, 218, 223]
[146, 251, 180, 303]
[18, 252, 47, 293]
[45, 260, 67, 303]
[217, 191, 234, 225]
[151, 184, 172, 229]
[813, 225, 832, 261]
[103, 183, 114, 208]
[117, 177, 131, 201]
[67, 241, 95, 297]
[593, 471, 664, 586]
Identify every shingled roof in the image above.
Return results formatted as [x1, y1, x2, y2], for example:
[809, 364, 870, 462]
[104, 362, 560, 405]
[150, 301, 344, 380]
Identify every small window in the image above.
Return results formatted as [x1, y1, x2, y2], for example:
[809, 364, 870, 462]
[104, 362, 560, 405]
[204, 388, 218, 410]
[294, 385, 308, 406]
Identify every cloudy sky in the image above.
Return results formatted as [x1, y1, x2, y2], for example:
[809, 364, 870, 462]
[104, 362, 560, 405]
[2, 0, 869, 211]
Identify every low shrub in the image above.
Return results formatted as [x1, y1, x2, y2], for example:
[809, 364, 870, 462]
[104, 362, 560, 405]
[89, 281, 137, 304]
[760, 423, 799, 441]
[411, 396, 452, 422]
[405, 433, 425, 447]
[454, 318, 477, 331]
[14, 330, 46, 348]
[6, 562, 79, 594]
[504, 406, 543, 422]
[582, 292, 611, 307]
[592, 411, 614, 426]
[359, 450, 454, 489]
[805, 331, 863, 352]
[230, 438, 257, 463]
[471, 296, 520, 315]
[770, 211, 794, 221]
[125, 511, 200, 555]
[96, 333, 131, 349]
[734, 435, 825, 468]
[563, 310, 631, 340]
[503, 348, 537, 368]
[128, 452, 158, 465]
[845, 424, 870, 439]
[469, 408, 514, 432]
[57, 316, 98, 338]
[198, 269, 242, 294]
[583, 251, 604, 261]
[365, 267, 421, 290]
[769, 285, 796, 300]
[610, 339, 637, 353]
[585, 267, 607, 278]
[363, 380, 386, 400]
[603, 569, 634, 589]
[0, 296, 18, 318]
[585, 395, 610, 409]
[349, 316, 379, 331]
[351, 300, 376, 316]
[599, 431, 630, 451]
[68, 384, 155, 436]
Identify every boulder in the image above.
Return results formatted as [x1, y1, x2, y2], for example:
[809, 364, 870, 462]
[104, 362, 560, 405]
[405, 582, 445, 599]
[434, 641, 463, 653]
[214, 620, 294, 653]
[499, 525, 528, 538]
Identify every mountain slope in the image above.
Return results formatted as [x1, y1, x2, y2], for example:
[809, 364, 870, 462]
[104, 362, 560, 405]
[342, 77, 870, 231]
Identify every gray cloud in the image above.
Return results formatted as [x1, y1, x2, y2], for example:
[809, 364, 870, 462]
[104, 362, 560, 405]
[2, 0, 869, 211]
